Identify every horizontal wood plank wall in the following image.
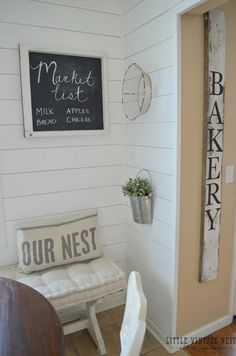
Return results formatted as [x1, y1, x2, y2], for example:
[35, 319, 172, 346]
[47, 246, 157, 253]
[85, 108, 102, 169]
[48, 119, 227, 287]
[0, 0, 125, 270]
[122, 0, 182, 339]
[0, 176, 5, 247]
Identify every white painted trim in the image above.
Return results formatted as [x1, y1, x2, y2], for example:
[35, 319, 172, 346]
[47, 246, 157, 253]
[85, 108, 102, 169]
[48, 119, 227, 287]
[146, 317, 174, 354]
[148, 314, 232, 354]
[173, 315, 232, 352]
[230, 207, 236, 316]
[173, 0, 208, 16]
[171, 9, 182, 339]
[171, 0, 209, 339]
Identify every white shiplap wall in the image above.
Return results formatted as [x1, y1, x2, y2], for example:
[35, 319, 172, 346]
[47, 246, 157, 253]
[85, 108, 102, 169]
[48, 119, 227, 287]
[0, 0, 207, 346]
[122, 0, 184, 343]
[0, 0, 125, 269]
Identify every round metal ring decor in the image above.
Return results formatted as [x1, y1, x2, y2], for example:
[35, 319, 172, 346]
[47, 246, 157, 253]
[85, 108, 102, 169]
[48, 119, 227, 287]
[122, 63, 152, 121]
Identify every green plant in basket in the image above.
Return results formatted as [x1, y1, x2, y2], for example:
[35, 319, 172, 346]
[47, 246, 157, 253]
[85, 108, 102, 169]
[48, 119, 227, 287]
[122, 177, 152, 197]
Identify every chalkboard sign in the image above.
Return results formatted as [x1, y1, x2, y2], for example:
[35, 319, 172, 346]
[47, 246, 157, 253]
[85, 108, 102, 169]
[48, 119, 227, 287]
[20, 44, 108, 137]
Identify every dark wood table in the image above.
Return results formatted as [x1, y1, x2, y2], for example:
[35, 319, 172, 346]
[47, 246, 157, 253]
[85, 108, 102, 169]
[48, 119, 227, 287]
[0, 277, 64, 356]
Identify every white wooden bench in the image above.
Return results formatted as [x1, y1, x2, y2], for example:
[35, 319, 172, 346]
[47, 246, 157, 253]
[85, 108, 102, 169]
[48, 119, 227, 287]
[0, 256, 126, 355]
[0, 211, 126, 355]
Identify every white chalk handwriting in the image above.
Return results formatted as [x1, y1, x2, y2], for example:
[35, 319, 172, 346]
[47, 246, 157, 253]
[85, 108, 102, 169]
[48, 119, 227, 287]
[30, 60, 96, 102]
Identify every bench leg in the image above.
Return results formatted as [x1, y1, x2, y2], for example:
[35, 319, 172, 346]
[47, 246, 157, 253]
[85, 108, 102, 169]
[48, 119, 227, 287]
[87, 301, 106, 355]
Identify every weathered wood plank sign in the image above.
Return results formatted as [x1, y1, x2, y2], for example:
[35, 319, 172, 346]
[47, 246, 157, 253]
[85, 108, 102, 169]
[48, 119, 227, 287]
[199, 9, 225, 283]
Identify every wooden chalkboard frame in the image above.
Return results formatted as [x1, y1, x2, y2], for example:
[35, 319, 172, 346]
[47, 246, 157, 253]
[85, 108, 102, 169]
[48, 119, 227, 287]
[19, 44, 108, 137]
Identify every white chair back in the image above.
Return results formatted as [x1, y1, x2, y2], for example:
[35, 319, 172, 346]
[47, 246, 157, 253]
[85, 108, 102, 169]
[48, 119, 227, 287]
[120, 271, 147, 356]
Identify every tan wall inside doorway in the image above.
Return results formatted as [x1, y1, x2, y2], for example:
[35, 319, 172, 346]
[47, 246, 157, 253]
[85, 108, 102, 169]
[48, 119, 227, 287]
[177, 0, 236, 336]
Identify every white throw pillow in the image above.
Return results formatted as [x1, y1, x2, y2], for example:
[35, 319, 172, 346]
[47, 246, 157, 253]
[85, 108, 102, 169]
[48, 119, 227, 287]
[16, 210, 102, 273]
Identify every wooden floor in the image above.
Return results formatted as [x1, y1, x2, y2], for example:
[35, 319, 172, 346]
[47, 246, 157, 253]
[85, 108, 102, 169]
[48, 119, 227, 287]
[65, 306, 236, 355]
[185, 318, 236, 356]
[64, 305, 187, 356]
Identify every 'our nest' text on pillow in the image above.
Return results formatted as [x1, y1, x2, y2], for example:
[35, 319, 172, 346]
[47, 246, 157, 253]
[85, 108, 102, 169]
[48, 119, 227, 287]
[16, 211, 102, 273]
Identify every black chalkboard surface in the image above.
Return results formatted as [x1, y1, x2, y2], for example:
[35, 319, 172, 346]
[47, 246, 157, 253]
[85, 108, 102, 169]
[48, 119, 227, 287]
[20, 45, 107, 137]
